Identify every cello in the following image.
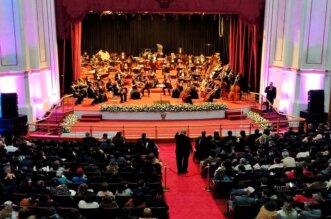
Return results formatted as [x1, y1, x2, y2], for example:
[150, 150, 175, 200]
[180, 87, 191, 102]
[228, 74, 240, 101]
[204, 88, 215, 102]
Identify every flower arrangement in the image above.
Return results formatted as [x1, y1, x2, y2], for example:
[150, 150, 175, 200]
[100, 102, 227, 112]
[247, 111, 272, 129]
[60, 113, 78, 133]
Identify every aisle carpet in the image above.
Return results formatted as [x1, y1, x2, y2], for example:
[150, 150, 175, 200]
[158, 143, 225, 219]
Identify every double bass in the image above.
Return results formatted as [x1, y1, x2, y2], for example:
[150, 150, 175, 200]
[228, 74, 240, 101]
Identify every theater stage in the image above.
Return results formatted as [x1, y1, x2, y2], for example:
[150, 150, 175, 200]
[68, 91, 259, 139]
[29, 92, 261, 141]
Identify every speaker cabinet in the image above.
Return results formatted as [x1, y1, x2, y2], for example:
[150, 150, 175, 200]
[1, 93, 18, 118]
[0, 114, 27, 135]
[300, 110, 327, 125]
[308, 90, 324, 113]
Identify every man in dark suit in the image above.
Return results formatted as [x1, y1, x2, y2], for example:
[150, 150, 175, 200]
[175, 130, 192, 175]
[264, 82, 277, 111]
[82, 132, 96, 148]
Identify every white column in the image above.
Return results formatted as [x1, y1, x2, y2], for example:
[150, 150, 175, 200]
[261, 0, 331, 117]
[0, 0, 60, 121]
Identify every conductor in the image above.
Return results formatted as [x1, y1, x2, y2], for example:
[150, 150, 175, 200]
[175, 130, 193, 175]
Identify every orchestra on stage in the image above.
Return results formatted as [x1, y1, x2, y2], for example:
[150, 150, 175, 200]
[71, 46, 248, 105]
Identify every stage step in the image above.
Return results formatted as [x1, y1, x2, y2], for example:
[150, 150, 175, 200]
[80, 114, 102, 122]
[225, 110, 246, 120]
[227, 115, 247, 120]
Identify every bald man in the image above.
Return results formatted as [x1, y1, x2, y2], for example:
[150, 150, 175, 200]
[175, 130, 193, 175]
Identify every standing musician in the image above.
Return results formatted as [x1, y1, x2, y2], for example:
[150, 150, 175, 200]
[163, 76, 172, 95]
[226, 71, 235, 91]
[236, 73, 246, 100]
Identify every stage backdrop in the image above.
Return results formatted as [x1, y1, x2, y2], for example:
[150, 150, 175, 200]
[81, 14, 229, 62]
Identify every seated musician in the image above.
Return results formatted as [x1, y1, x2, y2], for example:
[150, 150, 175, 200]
[171, 81, 184, 98]
[130, 84, 141, 100]
[213, 83, 221, 99]
[149, 71, 158, 88]
[163, 76, 172, 95]
[141, 78, 152, 96]
[93, 70, 101, 81]
[98, 82, 108, 103]
[85, 76, 92, 86]
[190, 85, 199, 99]
[115, 71, 122, 81]
[112, 80, 121, 96]
[177, 71, 186, 83]
[71, 81, 85, 105]
[119, 86, 128, 103]
[91, 84, 100, 105]
[105, 78, 113, 93]
[163, 62, 171, 73]
[87, 84, 96, 98]
[182, 87, 193, 104]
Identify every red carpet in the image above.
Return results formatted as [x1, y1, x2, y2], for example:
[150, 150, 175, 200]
[158, 143, 225, 219]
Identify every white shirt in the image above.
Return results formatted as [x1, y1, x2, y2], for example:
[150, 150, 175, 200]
[78, 200, 99, 209]
[4, 145, 18, 153]
[282, 157, 296, 168]
[296, 151, 310, 159]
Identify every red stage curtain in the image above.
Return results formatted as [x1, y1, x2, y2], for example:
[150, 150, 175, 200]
[229, 16, 259, 91]
[70, 22, 82, 81]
